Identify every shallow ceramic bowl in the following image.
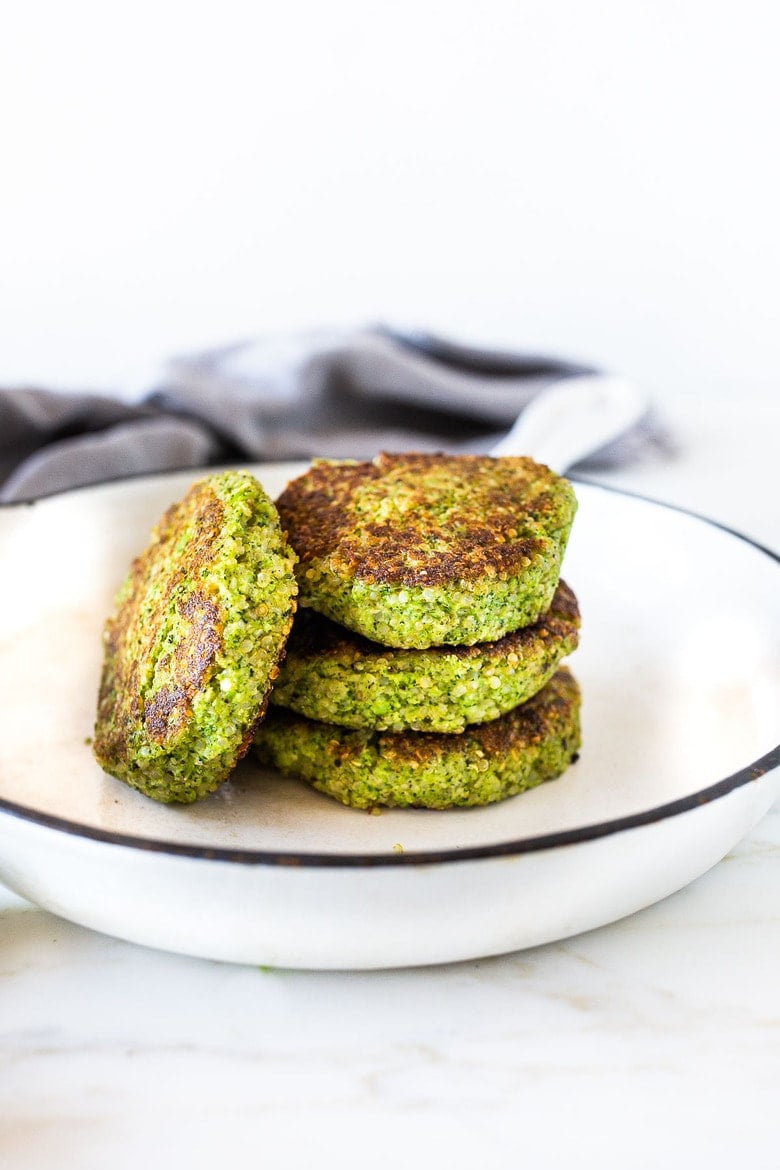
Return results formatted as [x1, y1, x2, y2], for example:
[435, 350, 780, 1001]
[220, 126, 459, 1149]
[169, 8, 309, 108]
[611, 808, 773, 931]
[0, 465, 777, 969]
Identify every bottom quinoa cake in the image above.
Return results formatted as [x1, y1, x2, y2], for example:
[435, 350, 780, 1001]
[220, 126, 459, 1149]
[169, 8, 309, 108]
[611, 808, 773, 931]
[254, 668, 581, 810]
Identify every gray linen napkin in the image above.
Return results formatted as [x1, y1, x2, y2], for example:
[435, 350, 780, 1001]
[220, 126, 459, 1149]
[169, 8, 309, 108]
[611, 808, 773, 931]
[0, 326, 657, 503]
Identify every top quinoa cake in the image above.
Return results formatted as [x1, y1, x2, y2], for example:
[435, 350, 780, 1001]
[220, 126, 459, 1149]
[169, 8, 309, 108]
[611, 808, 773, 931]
[93, 471, 298, 803]
[276, 453, 577, 648]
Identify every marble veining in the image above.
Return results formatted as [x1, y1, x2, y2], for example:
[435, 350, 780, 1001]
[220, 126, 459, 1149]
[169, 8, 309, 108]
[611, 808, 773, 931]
[0, 803, 778, 1170]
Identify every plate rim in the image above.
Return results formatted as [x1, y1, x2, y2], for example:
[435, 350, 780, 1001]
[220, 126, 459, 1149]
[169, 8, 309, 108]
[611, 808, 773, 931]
[1, 746, 778, 869]
[1, 472, 778, 870]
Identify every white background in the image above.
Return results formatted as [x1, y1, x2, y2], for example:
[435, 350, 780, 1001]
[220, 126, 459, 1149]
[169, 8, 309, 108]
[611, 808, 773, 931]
[2, 10, 780, 1167]
[1, 0, 778, 397]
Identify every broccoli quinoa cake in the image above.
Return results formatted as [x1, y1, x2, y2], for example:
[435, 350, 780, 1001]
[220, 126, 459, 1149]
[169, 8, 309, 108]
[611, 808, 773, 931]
[92, 471, 298, 803]
[270, 580, 580, 733]
[255, 667, 580, 810]
[275, 452, 577, 648]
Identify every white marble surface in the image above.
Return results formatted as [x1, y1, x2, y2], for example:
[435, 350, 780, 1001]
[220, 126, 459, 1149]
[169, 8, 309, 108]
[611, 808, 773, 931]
[1, 383, 778, 1170]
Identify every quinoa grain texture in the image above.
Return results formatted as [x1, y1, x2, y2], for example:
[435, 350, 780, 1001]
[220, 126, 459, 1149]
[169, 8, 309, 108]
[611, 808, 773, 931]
[275, 453, 577, 648]
[93, 471, 298, 802]
[255, 668, 581, 810]
[271, 581, 580, 732]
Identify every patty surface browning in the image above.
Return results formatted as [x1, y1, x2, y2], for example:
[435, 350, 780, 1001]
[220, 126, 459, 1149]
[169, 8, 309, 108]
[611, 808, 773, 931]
[276, 453, 577, 648]
[255, 668, 581, 809]
[93, 471, 298, 802]
[270, 581, 580, 732]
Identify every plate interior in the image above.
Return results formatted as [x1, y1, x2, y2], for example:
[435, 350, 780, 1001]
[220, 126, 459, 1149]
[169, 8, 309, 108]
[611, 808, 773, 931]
[1, 466, 778, 856]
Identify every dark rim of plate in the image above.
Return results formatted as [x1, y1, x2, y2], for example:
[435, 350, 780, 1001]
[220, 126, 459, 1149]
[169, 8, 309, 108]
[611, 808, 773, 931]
[0, 474, 778, 869]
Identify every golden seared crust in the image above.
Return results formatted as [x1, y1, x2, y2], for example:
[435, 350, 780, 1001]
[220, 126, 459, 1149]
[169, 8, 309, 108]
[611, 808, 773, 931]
[275, 459, 379, 564]
[464, 665, 580, 755]
[276, 452, 571, 587]
[93, 471, 298, 803]
[97, 482, 227, 762]
[377, 668, 581, 766]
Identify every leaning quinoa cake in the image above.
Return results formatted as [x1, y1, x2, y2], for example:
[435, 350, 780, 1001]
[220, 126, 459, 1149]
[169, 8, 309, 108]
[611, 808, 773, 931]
[255, 667, 581, 810]
[270, 580, 580, 733]
[275, 453, 577, 649]
[93, 471, 298, 803]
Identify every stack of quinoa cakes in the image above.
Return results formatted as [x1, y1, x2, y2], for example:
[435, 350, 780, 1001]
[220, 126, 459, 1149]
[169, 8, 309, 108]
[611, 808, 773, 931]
[93, 454, 581, 811]
[255, 453, 582, 809]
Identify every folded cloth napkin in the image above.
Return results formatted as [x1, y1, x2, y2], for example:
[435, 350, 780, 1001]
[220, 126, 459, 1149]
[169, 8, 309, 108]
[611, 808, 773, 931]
[0, 325, 659, 502]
